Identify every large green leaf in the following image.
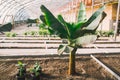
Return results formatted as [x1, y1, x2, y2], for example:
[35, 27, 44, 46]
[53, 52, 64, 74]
[40, 15, 59, 35]
[58, 45, 73, 55]
[40, 5, 68, 38]
[83, 5, 106, 30]
[73, 29, 95, 39]
[40, 15, 47, 25]
[77, 2, 87, 22]
[73, 20, 86, 31]
[74, 35, 97, 47]
[84, 11, 107, 30]
[75, 6, 106, 38]
[48, 27, 55, 35]
[57, 15, 71, 37]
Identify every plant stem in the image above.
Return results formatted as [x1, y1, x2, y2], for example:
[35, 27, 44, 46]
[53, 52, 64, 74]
[68, 47, 77, 75]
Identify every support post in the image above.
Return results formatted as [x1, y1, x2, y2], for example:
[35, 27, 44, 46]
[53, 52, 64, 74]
[114, 0, 120, 41]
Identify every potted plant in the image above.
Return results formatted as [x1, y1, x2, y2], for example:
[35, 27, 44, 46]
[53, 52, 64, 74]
[30, 62, 42, 80]
[16, 61, 26, 80]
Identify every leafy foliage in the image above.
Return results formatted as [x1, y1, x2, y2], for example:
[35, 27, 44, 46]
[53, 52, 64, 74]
[96, 30, 114, 37]
[5, 32, 16, 37]
[0, 23, 12, 32]
[27, 18, 39, 23]
[16, 61, 26, 77]
[30, 62, 42, 76]
[77, 2, 87, 22]
[40, 2, 106, 55]
[39, 23, 46, 29]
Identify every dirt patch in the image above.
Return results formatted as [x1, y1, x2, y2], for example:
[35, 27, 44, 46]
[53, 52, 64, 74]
[0, 56, 117, 80]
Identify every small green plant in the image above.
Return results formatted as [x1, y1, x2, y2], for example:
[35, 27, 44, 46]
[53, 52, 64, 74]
[5, 32, 16, 37]
[12, 33, 16, 37]
[96, 30, 114, 37]
[30, 62, 42, 76]
[39, 29, 50, 36]
[38, 30, 43, 35]
[23, 32, 28, 36]
[108, 30, 114, 37]
[30, 31, 37, 36]
[5, 32, 11, 37]
[16, 61, 26, 77]
[23, 31, 38, 36]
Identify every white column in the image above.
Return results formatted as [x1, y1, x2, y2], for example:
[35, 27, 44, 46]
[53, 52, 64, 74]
[114, 0, 120, 41]
[91, 0, 94, 14]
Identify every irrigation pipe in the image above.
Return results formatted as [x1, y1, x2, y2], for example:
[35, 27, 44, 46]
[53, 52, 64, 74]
[91, 54, 120, 80]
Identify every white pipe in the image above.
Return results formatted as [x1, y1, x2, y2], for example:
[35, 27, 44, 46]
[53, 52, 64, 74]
[91, 55, 120, 80]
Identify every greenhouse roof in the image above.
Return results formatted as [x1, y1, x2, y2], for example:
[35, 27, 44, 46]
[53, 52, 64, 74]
[0, 0, 118, 24]
[0, 0, 71, 23]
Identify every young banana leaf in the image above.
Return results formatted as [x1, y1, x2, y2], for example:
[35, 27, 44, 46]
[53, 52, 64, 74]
[58, 45, 74, 55]
[40, 15, 47, 25]
[77, 2, 87, 22]
[73, 5, 106, 47]
[75, 5, 106, 38]
[74, 35, 97, 46]
[40, 5, 68, 39]
[57, 15, 77, 39]
[82, 5, 106, 30]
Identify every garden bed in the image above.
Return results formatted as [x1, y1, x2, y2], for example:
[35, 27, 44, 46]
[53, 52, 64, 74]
[0, 55, 118, 80]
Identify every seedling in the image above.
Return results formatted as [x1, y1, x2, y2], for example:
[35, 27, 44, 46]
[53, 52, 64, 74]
[29, 62, 42, 80]
[30, 62, 42, 76]
[16, 61, 26, 77]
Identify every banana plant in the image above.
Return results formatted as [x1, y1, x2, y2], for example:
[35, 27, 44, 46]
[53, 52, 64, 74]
[40, 2, 106, 75]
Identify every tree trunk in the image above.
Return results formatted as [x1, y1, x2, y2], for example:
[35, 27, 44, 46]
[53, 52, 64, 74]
[68, 48, 77, 75]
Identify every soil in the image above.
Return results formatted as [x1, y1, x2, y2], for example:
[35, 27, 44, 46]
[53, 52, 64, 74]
[0, 55, 118, 80]
[97, 54, 120, 76]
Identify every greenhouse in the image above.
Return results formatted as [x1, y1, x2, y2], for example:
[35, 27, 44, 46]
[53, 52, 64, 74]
[0, 0, 120, 80]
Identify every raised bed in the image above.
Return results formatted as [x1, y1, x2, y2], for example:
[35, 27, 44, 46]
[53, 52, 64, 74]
[1, 40, 120, 49]
[0, 56, 117, 80]
[0, 36, 61, 40]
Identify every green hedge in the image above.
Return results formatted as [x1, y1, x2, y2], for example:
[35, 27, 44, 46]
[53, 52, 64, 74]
[0, 23, 12, 32]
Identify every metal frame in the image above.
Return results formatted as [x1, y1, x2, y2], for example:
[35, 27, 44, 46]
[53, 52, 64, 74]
[0, 0, 71, 23]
